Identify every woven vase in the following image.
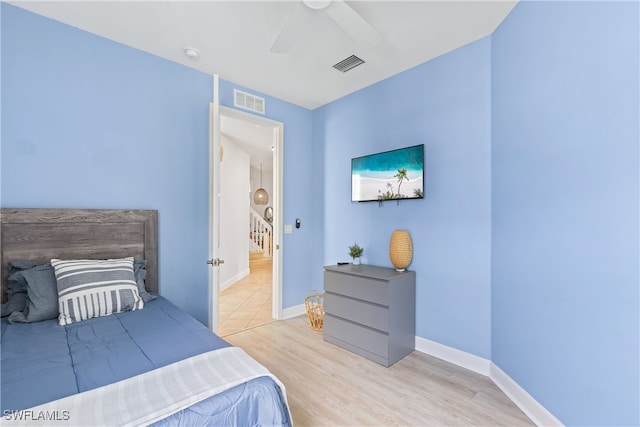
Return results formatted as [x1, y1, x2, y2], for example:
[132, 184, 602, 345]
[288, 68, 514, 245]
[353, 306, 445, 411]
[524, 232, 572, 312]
[389, 230, 412, 271]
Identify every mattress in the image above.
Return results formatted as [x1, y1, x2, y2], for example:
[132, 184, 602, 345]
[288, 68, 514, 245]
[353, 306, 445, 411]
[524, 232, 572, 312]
[1, 297, 291, 426]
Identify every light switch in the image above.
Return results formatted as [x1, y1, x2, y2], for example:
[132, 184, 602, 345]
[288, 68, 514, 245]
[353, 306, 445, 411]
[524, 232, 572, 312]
[284, 224, 293, 234]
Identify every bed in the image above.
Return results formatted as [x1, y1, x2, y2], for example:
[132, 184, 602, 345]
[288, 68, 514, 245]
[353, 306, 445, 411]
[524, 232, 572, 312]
[0, 208, 292, 426]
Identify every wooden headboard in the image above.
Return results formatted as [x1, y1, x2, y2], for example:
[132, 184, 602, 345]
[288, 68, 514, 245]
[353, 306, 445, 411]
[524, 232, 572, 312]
[1, 208, 158, 302]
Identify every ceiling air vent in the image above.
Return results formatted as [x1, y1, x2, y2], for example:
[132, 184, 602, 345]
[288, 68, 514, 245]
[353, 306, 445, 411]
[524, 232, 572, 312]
[234, 89, 265, 114]
[333, 55, 365, 73]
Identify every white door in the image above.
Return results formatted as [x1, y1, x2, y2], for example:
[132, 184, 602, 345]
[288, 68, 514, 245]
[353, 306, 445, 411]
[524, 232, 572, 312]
[208, 75, 222, 332]
[210, 83, 284, 332]
[216, 106, 285, 324]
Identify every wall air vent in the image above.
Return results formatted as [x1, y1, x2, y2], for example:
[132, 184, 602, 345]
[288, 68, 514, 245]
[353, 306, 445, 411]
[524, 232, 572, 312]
[234, 89, 265, 114]
[333, 55, 365, 73]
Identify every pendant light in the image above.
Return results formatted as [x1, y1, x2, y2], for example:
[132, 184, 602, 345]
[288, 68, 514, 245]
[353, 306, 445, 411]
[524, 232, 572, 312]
[253, 163, 269, 205]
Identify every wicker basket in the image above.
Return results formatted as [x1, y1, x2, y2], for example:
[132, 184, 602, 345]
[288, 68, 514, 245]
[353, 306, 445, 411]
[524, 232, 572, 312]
[304, 291, 324, 331]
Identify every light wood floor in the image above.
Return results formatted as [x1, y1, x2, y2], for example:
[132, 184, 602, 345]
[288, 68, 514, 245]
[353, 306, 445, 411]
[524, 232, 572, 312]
[225, 317, 534, 427]
[218, 253, 274, 337]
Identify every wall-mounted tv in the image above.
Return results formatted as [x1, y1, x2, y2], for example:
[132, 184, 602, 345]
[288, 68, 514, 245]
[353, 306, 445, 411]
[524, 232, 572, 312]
[351, 144, 424, 203]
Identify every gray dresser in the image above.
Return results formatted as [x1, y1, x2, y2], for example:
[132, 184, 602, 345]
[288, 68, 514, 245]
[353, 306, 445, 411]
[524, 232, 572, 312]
[323, 264, 416, 367]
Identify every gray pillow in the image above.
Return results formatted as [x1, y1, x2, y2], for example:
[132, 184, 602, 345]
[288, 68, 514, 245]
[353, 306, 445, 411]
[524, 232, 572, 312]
[2, 261, 47, 317]
[134, 259, 157, 303]
[7, 264, 58, 323]
[52, 257, 143, 325]
[3, 259, 155, 321]
[0, 292, 27, 317]
[8, 260, 42, 275]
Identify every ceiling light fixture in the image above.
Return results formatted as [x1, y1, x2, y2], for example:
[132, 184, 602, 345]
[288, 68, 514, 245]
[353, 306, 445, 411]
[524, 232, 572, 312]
[183, 47, 200, 60]
[253, 163, 269, 205]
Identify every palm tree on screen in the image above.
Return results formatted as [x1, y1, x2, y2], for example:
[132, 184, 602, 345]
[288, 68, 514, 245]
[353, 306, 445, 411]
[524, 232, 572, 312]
[394, 168, 408, 198]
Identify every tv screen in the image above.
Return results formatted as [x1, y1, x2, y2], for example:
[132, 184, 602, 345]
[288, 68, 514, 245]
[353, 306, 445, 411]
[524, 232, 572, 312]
[351, 144, 424, 203]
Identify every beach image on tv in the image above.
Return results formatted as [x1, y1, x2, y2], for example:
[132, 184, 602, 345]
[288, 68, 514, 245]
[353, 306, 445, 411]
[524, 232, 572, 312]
[352, 145, 424, 202]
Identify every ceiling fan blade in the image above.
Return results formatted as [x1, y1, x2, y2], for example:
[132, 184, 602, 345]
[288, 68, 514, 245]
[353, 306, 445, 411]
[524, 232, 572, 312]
[271, 5, 312, 54]
[325, 0, 381, 48]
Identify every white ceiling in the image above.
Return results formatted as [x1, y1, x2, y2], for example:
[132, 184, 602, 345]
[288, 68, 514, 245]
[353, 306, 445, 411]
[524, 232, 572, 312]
[9, 0, 517, 168]
[10, 0, 518, 111]
[220, 114, 276, 171]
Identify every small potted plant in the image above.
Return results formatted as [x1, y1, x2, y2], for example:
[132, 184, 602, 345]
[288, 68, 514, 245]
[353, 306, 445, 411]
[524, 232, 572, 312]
[348, 243, 364, 265]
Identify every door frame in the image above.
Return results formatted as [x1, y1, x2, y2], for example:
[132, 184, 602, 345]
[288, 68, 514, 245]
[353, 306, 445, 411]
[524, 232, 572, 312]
[211, 105, 285, 327]
[208, 76, 221, 332]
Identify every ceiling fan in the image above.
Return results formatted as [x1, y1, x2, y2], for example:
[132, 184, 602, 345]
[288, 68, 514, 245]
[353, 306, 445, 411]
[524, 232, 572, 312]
[270, 0, 382, 54]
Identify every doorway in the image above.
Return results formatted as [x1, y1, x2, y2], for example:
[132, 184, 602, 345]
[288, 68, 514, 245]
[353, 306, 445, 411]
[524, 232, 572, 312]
[216, 107, 283, 336]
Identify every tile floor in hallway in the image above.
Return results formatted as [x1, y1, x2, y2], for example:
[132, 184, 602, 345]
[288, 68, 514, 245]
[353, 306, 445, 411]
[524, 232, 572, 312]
[218, 254, 274, 337]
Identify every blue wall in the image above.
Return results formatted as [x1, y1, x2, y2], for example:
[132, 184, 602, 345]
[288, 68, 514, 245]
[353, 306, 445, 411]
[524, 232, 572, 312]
[491, 1, 639, 425]
[1, 4, 212, 323]
[3, 1, 639, 425]
[1, 4, 314, 324]
[314, 37, 493, 359]
[313, 1, 639, 424]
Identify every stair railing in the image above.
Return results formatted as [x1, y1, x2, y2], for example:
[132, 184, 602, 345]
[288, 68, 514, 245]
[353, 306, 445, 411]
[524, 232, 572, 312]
[249, 208, 273, 257]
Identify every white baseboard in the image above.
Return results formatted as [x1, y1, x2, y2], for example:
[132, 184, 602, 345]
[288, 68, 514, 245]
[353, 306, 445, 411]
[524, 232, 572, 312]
[219, 269, 250, 292]
[414, 337, 562, 426]
[490, 364, 564, 427]
[281, 303, 306, 320]
[415, 336, 491, 376]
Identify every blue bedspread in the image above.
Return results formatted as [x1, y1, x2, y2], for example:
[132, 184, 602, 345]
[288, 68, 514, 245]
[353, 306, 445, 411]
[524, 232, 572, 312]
[1, 297, 291, 426]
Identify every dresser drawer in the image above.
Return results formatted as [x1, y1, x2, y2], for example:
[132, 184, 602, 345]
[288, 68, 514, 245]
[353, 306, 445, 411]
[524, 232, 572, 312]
[324, 271, 389, 305]
[324, 292, 389, 333]
[324, 314, 389, 359]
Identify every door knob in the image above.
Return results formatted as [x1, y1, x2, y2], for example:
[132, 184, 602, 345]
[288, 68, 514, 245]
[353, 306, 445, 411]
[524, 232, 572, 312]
[207, 258, 225, 266]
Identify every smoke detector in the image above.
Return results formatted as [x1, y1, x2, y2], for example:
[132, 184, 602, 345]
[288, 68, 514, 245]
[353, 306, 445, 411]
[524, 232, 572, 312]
[183, 47, 200, 60]
[303, 0, 331, 10]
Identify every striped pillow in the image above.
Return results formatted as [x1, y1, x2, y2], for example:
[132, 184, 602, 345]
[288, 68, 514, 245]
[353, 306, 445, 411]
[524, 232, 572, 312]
[51, 257, 144, 325]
